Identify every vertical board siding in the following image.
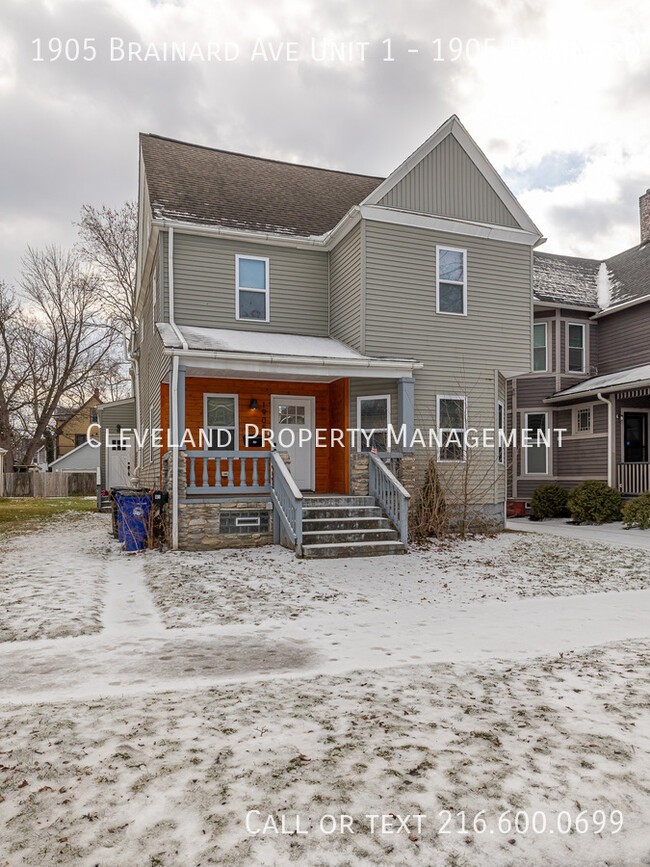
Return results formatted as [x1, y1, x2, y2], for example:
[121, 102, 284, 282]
[379, 135, 520, 228]
[329, 223, 362, 351]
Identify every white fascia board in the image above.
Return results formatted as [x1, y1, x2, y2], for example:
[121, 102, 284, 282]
[361, 204, 540, 247]
[590, 293, 650, 320]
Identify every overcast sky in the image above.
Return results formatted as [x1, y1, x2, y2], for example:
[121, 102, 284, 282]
[1, 0, 648, 288]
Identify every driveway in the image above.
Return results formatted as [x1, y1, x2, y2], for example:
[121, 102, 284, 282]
[507, 517, 650, 550]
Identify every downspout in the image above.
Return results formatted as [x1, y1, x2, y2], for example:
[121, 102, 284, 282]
[597, 392, 614, 487]
[167, 226, 187, 550]
[125, 333, 141, 479]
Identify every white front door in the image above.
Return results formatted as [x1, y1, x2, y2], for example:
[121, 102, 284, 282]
[271, 396, 315, 490]
[107, 438, 133, 488]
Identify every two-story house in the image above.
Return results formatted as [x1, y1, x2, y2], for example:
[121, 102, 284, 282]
[130, 115, 543, 555]
[508, 190, 650, 511]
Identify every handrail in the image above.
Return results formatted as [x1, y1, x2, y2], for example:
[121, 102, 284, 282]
[369, 453, 410, 550]
[270, 451, 303, 555]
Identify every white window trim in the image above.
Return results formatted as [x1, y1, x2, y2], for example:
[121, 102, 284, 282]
[437, 394, 467, 462]
[497, 400, 505, 464]
[533, 320, 548, 372]
[436, 246, 467, 316]
[235, 254, 270, 323]
[524, 411, 549, 475]
[356, 394, 391, 454]
[203, 393, 239, 451]
[572, 404, 594, 436]
[152, 267, 157, 329]
[567, 322, 586, 373]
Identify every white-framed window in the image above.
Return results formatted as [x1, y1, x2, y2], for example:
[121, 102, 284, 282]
[497, 400, 505, 464]
[574, 406, 592, 435]
[568, 323, 586, 373]
[204, 394, 238, 451]
[357, 395, 390, 453]
[437, 395, 466, 461]
[236, 254, 269, 322]
[152, 267, 157, 328]
[149, 406, 154, 463]
[524, 411, 549, 475]
[533, 321, 547, 372]
[436, 246, 467, 316]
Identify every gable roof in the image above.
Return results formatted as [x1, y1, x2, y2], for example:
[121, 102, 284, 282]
[533, 251, 601, 309]
[140, 134, 383, 237]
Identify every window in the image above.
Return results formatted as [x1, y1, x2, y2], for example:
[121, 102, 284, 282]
[568, 323, 585, 373]
[204, 394, 238, 451]
[236, 255, 269, 322]
[574, 406, 592, 434]
[497, 400, 505, 464]
[533, 322, 547, 372]
[437, 396, 466, 461]
[524, 412, 548, 474]
[357, 395, 390, 453]
[436, 247, 467, 315]
[75, 433, 86, 448]
[152, 267, 157, 327]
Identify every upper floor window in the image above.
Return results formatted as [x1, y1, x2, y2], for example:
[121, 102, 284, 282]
[437, 395, 466, 461]
[533, 322, 547, 372]
[568, 323, 585, 373]
[357, 395, 390, 453]
[436, 247, 467, 316]
[236, 255, 269, 322]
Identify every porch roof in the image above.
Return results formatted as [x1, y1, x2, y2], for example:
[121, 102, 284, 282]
[545, 363, 650, 403]
[157, 324, 421, 380]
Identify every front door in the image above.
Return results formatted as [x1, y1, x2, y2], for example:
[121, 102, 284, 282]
[624, 412, 648, 463]
[271, 396, 315, 490]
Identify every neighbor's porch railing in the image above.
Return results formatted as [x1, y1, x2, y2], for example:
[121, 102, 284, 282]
[270, 451, 303, 555]
[185, 450, 271, 495]
[617, 462, 650, 496]
[369, 453, 410, 550]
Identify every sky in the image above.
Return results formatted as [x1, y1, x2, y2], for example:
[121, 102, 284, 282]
[0, 0, 649, 288]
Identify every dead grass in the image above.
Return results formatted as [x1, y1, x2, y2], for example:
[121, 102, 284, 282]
[0, 496, 95, 533]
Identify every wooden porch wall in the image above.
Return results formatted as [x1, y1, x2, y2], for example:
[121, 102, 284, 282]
[160, 377, 349, 494]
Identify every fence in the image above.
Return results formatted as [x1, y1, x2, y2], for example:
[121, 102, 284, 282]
[1, 471, 97, 498]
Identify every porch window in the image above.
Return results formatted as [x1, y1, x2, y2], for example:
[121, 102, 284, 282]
[533, 322, 547, 372]
[568, 323, 585, 373]
[357, 395, 390, 453]
[204, 394, 238, 451]
[437, 395, 466, 462]
[524, 412, 548, 474]
[236, 255, 269, 322]
[574, 406, 592, 434]
[436, 247, 467, 315]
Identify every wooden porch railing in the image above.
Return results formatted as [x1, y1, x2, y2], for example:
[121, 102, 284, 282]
[269, 451, 303, 555]
[185, 450, 271, 495]
[617, 462, 650, 496]
[368, 453, 410, 550]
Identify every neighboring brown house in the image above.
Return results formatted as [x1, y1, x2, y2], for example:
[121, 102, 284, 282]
[508, 189, 650, 508]
[54, 390, 102, 459]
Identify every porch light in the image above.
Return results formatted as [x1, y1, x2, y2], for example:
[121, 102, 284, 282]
[250, 399, 259, 411]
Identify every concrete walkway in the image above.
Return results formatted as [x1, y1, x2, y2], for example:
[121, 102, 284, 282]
[507, 517, 650, 550]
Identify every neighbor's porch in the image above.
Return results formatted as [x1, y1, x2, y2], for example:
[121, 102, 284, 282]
[614, 387, 650, 496]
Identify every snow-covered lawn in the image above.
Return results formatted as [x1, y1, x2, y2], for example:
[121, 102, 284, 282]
[1, 639, 648, 866]
[143, 532, 650, 629]
[0, 513, 111, 642]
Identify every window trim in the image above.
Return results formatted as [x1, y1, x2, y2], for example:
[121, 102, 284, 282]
[436, 246, 467, 317]
[497, 400, 505, 465]
[235, 254, 270, 323]
[572, 404, 593, 436]
[524, 411, 549, 475]
[356, 394, 391, 454]
[567, 322, 586, 373]
[437, 394, 467, 462]
[203, 393, 239, 451]
[533, 321, 548, 373]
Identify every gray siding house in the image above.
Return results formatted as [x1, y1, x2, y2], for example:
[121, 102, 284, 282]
[131, 115, 543, 554]
[509, 190, 650, 508]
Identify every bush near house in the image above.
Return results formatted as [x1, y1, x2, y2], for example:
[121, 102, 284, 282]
[567, 480, 622, 524]
[529, 483, 569, 520]
[622, 491, 650, 530]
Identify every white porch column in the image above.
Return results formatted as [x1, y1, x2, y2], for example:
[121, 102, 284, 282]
[398, 377, 415, 453]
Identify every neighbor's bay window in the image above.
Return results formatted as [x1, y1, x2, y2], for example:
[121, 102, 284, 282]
[533, 322, 547, 372]
[357, 395, 390, 453]
[204, 394, 238, 451]
[236, 255, 269, 322]
[436, 247, 467, 315]
[524, 411, 548, 474]
[438, 395, 466, 461]
[568, 323, 585, 373]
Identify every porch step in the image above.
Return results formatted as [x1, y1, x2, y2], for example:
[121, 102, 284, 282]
[303, 496, 375, 507]
[302, 528, 399, 545]
[302, 505, 383, 519]
[302, 540, 406, 559]
[303, 516, 392, 532]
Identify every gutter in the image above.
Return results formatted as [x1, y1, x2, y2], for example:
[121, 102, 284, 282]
[590, 293, 650, 320]
[596, 392, 615, 487]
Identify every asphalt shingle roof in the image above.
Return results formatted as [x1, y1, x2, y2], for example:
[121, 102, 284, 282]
[605, 243, 650, 306]
[532, 251, 600, 309]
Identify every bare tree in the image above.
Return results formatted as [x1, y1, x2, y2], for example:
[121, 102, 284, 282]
[0, 283, 30, 471]
[77, 201, 138, 336]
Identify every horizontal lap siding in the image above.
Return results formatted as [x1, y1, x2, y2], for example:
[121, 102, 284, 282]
[138, 264, 168, 489]
[172, 233, 329, 336]
[597, 301, 650, 374]
[516, 376, 556, 407]
[329, 223, 361, 351]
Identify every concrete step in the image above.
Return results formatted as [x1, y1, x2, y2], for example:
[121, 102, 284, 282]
[302, 516, 392, 532]
[303, 496, 375, 507]
[302, 528, 399, 544]
[302, 505, 383, 519]
[302, 540, 406, 559]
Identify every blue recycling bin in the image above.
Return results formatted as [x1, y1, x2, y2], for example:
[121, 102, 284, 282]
[116, 494, 152, 552]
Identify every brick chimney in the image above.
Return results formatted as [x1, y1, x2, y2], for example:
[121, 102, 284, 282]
[640, 189, 650, 245]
